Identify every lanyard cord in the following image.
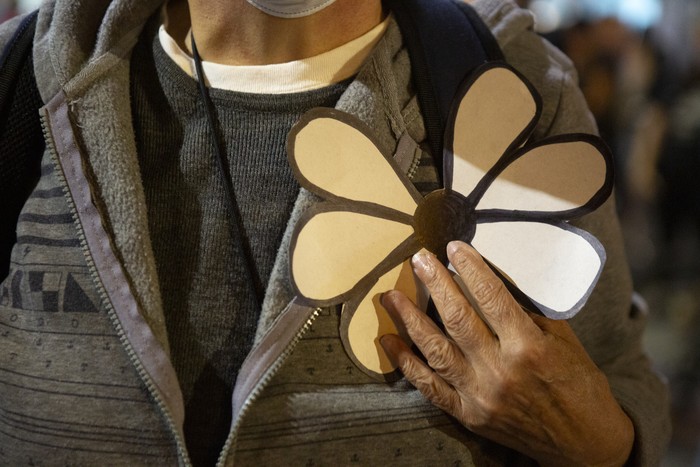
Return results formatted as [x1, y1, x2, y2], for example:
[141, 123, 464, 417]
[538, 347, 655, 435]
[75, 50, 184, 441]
[190, 34, 265, 310]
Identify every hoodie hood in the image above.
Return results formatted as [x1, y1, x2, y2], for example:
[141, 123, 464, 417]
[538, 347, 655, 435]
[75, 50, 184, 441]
[33, 0, 171, 349]
[34, 0, 163, 101]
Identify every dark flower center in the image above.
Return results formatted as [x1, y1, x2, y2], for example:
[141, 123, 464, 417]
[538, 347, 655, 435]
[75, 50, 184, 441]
[413, 190, 476, 263]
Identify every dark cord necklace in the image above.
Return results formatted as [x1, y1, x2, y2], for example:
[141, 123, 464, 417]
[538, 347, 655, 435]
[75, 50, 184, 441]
[190, 34, 265, 311]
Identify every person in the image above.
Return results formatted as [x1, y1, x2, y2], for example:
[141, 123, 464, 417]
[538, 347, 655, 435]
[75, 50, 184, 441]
[0, 0, 670, 465]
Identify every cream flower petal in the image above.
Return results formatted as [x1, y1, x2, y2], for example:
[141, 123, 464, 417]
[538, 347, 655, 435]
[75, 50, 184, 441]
[474, 135, 613, 216]
[471, 220, 605, 318]
[288, 108, 421, 216]
[447, 64, 540, 197]
[290, 207, 416, 305]
[340, 259, 428, 381]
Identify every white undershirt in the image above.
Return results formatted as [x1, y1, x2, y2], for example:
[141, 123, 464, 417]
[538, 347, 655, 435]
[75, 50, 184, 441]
[158, 16, 390, 94]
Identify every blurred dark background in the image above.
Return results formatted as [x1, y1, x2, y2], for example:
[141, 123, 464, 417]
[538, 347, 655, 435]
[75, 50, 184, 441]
[2, 0, 698, 464]
[515, 1, 700, 464]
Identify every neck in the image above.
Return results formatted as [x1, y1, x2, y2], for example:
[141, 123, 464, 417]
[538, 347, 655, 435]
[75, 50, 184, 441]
[168, 0, 384, 66]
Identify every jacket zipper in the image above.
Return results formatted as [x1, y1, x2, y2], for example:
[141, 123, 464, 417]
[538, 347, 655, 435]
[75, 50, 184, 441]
[216, 307, 322, 467]
[40, 112, 192, 467]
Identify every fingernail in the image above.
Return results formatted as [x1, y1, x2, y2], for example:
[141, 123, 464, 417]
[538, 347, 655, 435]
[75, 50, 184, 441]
[412, 252, 433, 275]
[379, 334, 390, 347]
[380, 291, 394, 309]
[379, 334, 395, 353]
[379, 336, 399, 365]
[447, 241, 461, 255]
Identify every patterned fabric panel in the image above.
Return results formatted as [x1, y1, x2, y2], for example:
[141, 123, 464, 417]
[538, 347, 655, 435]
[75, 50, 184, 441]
[0, 155, 179, 465]
[230, 306, 526, 467]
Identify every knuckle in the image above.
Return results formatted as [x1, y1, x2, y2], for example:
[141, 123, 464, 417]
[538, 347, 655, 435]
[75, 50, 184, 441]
[420, 378, 454, 411]
[424, 336, 462, 377]
[471, 277, 507, 311]
[506, 336, 544, 367]
[442, 300, 474, 334]
[401, 354, 424, 378]
[473, 399, 506, 429]
[450, 247, 474, 271]
[434, 282, 457, 307]
[396, 305, 426, 334]
[403, 362, 458, 414]
[493, 370, 518, 397]
[424, 382, 454, 412]
[469, 394, 500, 429]
[474, 380, 512, 424]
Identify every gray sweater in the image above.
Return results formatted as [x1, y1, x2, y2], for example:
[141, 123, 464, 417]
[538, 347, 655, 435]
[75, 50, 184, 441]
[0, 0, 670, 465]
[131, 19, 348, 463]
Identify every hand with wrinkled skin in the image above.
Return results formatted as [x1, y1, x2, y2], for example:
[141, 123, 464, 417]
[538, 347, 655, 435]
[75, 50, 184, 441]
[379, 241, 634, 467]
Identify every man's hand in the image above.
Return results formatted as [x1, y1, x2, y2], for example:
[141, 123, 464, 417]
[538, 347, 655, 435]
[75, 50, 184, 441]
[380, 241, 634, 467]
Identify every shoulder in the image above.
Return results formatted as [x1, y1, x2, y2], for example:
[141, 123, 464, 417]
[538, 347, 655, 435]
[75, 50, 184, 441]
[470, 0, 576, 88]
[0, 13, 32, 54]
[470, 0, 593, 136]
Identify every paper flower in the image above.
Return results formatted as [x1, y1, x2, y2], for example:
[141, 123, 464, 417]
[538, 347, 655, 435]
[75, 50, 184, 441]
[287, 63, 613, 381]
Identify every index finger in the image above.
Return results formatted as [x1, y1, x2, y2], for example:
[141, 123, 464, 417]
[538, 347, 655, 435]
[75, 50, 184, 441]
[411, 250, 494, 352]
[446, 241, 539, 342]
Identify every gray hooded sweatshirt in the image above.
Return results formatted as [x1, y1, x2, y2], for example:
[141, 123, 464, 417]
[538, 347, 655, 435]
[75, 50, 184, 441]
[0, 0, 670, 465]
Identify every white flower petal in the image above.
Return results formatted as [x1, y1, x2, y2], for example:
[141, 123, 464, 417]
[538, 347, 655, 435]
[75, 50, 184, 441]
[476, 137, 612, 214]
[289, 109, 420, 215]
[471, 221, 604, 318]
[448, 65, 539, 197]
[291, 210, 414, 303]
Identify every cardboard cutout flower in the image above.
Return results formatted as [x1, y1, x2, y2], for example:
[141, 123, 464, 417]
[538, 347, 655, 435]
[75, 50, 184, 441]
[287, 63, 613, 381]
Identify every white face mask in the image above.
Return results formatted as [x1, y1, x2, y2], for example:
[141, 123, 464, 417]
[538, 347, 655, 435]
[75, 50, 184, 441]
[246, 0, 337, 18]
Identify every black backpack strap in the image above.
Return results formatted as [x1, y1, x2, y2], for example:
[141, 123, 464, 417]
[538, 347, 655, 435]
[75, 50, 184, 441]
[384, 0, 503, 180]
[0, 10, 45, 282]
[0, 11, 40, 107]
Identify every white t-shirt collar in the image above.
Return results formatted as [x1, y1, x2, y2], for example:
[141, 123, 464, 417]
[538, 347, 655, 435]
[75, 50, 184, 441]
[158, 16, 390, 94]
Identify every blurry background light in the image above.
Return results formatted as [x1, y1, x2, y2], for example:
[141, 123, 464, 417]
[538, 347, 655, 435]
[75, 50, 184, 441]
[579, 0, 617, 18]
[528, 0, 663, 32]
[618, 0, 663, 30]
[530, 0, 562, 33]
[530, 0, 580, 33]
[17, 0, 41, 12]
